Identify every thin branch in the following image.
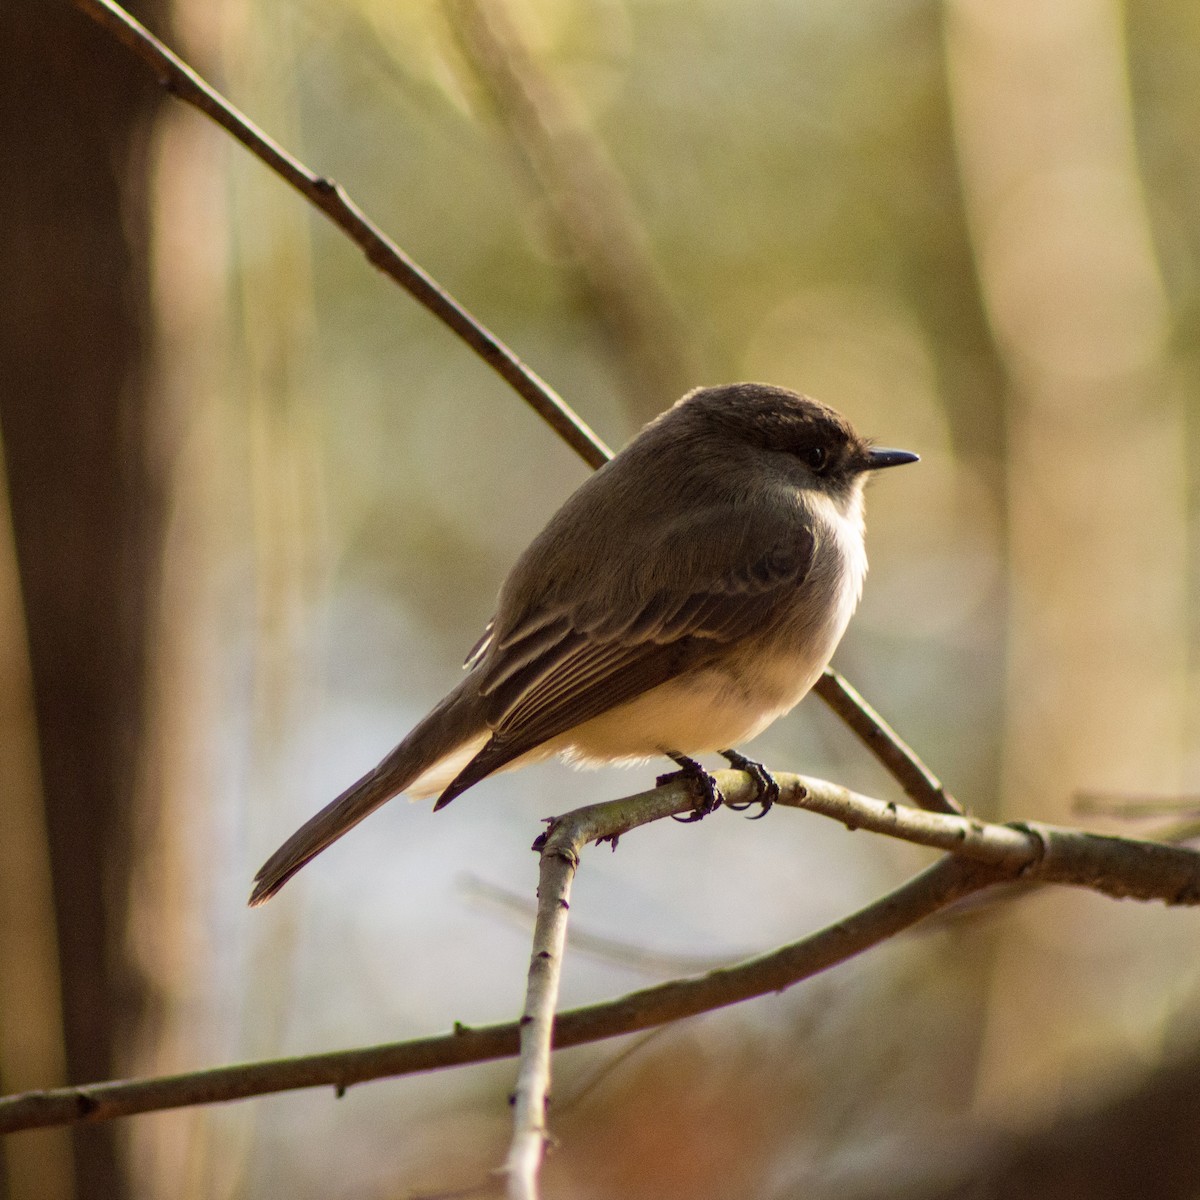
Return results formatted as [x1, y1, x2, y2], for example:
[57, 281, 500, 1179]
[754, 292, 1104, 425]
[497, 760, 1200, 1190]
[504, 838, 577, 1198]
[541, 769, 1200, 906]
[70, 0, 612, 471]
[0, 852, 992, 1136]
[812, 670, 963, 815]
[775, 775, 1200, 903]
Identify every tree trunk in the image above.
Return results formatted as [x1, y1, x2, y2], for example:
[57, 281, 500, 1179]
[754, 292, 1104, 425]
[0, 3, 170, 1196]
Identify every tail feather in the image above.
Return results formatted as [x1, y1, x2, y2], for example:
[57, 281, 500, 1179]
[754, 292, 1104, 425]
[249, 684, 485, 905]
[248, 764, 408, 906]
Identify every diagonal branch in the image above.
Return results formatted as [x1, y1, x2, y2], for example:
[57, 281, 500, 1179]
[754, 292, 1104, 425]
[70, 0, 612, 471]
[812, 670, 964, 815]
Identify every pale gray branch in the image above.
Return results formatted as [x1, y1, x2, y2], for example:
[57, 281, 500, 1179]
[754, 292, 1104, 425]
[504, 840, 577, 1198]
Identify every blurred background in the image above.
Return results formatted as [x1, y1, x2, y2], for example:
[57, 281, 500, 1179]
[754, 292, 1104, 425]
[5, 0, 1200, 1196]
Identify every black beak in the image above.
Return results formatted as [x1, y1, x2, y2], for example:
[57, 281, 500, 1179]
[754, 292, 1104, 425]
[865, 447, 919, 470]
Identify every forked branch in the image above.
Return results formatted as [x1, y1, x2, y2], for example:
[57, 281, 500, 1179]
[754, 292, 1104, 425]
[3, 775, 1196, 1139]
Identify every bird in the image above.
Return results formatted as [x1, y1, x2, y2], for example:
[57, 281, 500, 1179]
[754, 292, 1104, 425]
[249, 382, 917, 904]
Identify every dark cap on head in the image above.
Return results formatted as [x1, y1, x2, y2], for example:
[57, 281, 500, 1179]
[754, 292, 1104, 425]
[672, 382, 918, 478]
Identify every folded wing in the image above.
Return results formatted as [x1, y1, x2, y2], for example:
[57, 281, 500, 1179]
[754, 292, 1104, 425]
[434, 521, 815, 808]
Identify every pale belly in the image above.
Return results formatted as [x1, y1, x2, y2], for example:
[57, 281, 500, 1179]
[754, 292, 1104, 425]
[411, 635, 839, 798]
[550, 630, 841, 764]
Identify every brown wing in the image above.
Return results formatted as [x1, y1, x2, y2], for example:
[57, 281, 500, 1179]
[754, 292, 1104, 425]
[432, 529, 815, 808]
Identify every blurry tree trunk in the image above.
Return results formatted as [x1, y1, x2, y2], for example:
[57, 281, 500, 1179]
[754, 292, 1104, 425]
[946, 0, 1187, 1116]
[445, 0, 700, 422]
[846, 1031, 1200, 1200]
[0, 3, 170, 1198]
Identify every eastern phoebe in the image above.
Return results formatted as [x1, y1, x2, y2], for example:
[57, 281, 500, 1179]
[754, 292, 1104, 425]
[250, 383, 917, 904]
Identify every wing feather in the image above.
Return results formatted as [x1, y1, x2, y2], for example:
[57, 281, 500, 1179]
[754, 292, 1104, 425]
[433, 524, 817, 809]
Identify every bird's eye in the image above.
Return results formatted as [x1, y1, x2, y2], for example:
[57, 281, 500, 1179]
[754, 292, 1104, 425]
[805, 445, 828, 472]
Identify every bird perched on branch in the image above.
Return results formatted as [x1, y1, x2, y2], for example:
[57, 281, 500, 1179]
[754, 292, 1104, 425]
[250, 382, 917, 904]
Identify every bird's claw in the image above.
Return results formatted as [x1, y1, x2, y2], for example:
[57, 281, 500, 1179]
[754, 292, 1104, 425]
[720, 749, 779, 818]
[658, 755, 724, 822]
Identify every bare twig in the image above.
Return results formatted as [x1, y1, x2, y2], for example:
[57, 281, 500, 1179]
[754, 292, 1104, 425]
[70, 0, 612, 471]
[504, 839, 577, 1198]
[812, 670, 963, 815]
[496, 765, 1200, 1188]
[502, 774, 709, 1194]
[543, 769, 1200, 906]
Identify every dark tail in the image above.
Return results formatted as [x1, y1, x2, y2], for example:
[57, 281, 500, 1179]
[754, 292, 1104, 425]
[249, 683, 485, 905]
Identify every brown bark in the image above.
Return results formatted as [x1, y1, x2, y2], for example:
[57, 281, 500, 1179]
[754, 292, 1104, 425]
[0, 2, 169, 1196]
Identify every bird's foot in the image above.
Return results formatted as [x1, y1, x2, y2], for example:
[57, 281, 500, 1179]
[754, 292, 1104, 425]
[720, 749, 779, 819]
[658, 753, 724, 823]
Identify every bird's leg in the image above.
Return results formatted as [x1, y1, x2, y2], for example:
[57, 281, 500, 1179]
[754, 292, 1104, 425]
[719, 749, 779, 819]
[657, 752, 724, 822]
